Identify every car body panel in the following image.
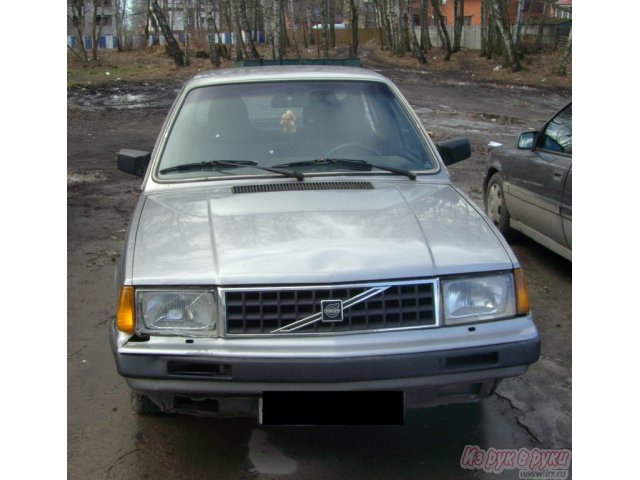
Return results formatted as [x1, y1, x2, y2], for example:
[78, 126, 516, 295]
[486, 102, 572, 260]
[130, 180, 513, 286]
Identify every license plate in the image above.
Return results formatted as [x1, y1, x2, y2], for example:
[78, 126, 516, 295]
[259, 391, 404, 426]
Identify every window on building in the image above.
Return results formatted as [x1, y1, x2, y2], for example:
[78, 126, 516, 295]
[464, 16, 472, 26]
[96, 15, 112, 27]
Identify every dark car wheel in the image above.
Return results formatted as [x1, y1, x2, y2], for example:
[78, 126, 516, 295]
[485, 173, 515, 239]
[131, 391, 162, 415]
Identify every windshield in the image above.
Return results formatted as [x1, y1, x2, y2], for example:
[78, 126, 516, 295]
[157, 80, 436, 180]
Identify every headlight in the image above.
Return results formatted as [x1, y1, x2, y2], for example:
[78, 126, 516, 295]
[137, 290, 217, 335]
[442, 273, 516, 325]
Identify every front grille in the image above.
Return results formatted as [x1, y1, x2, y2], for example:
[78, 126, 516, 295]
[224, 281, 437, 335]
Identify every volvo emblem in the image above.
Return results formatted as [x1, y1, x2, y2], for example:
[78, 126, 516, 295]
[320, 300, 344, 322]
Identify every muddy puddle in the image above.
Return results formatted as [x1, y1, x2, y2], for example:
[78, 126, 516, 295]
[67, 82, 180, 111]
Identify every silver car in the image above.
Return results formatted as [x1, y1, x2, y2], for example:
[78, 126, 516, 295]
[484, 103, 572, 261]
[112, 66, 540, 424]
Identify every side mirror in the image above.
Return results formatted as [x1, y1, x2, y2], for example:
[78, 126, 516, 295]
[437, 138, 471, 166]
[518, 132, 539, 150]
[117, 149, 151, 178]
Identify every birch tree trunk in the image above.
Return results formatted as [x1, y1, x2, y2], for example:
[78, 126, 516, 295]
[373, 0, 390, 51]
[419, 0, 431, 51]
[535, 0, 549, 52]
[512, 0, 524, 57]
[321, 0, 330, 57]
[556, 27, 571, 76]
[481, 0, 498, 59]
[330, 0, 336, 49]
[205, 0, 220, 67]
[273, 0, 284, 60]
[305, 4, 314, 46]
[92, 0, 106, 61]
[240, 0, 260, 59]
[69, 0, 88, 61]
[406, 0, 426, 63]
[480, 0, 488, 57]
[384, 0, 403, 56]
[453, 0, 463, 53]
[263, 0, 276, 59]
[287, 0, 302, 58]
[430, 0, 451, 60]
[226, 0, 246, 60]
[489, 0, 519, 71]
[151, 0, 185, 65]
[183, 0, 190, 65]
[349, 0, 359, 57]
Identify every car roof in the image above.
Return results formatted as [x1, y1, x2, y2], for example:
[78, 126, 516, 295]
[187, 65, 392, 89]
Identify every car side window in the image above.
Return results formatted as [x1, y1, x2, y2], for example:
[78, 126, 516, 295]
[539, 104, 571, 154]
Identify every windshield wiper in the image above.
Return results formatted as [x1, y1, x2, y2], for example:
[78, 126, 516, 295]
[273, 158, 416, 180]
[160, 160, 304, 181]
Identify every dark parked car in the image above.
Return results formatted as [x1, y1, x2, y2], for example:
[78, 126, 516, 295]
[484, 103, 572, 261]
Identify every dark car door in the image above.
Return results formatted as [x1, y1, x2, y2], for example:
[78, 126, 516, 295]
[503, 104, 572, 249]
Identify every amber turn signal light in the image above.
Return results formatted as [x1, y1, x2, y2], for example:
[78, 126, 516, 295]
[117, 286, 135, 334]
[514, 269, 531, 315]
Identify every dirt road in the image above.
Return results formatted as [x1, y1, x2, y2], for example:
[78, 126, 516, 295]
[68, 56, 571, 479]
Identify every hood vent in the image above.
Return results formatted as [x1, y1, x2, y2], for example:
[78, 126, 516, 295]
[232, 181, 374, 194]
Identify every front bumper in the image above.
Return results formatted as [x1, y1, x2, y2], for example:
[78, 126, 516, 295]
[112, 316, 540, 410]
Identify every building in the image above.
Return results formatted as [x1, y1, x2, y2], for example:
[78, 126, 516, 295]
[67, 0, 118, 50]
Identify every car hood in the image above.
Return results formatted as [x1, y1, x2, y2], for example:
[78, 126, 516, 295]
[130, 181, 514, 285]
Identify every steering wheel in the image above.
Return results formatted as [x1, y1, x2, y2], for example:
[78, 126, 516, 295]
[323, 143, 381, 158]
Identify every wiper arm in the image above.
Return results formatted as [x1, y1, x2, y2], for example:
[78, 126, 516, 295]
[273, 158, 416, 180]
[160, 160, 304, 181]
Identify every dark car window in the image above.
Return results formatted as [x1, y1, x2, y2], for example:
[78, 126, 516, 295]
[540, 104, 571, 154]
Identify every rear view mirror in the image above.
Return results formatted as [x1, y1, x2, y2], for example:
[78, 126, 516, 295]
[518, 132, 538, 150]
[117, 149, 151, 178]
[437, 138, 471, 166]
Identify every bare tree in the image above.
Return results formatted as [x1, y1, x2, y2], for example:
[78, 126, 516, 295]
[372, 0, 390, 51]
[224, 0, 246, 60]
[512, 0, 525, 57]
[556, 26, 571, 76]
[240, 0, 261, 59]
[69, 0, 89, 61]
[184, 0, 190, 65]
[114, 0, 128, 51]
[406, 0, 426, 63]
[488, 0, 520, 71]
[321, 0, 330, 57]
[205, 0, 220, 66]
[273, 0, 284, 60]
[91, 0, 106, 61]
[349, 0, 359, 57]
[480, 0, 499, 59]
[151, 0, 185, 65]
[535, 0, 550, 52]
[453, 0, 463, 53]
[287, 0, 302, 58]
[431, 0, 451, 60]
[419, 0, 431, 52]
[329, 0, 336, 48]
[380, 0, 405, 56]
[305, 2, 315, 46]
